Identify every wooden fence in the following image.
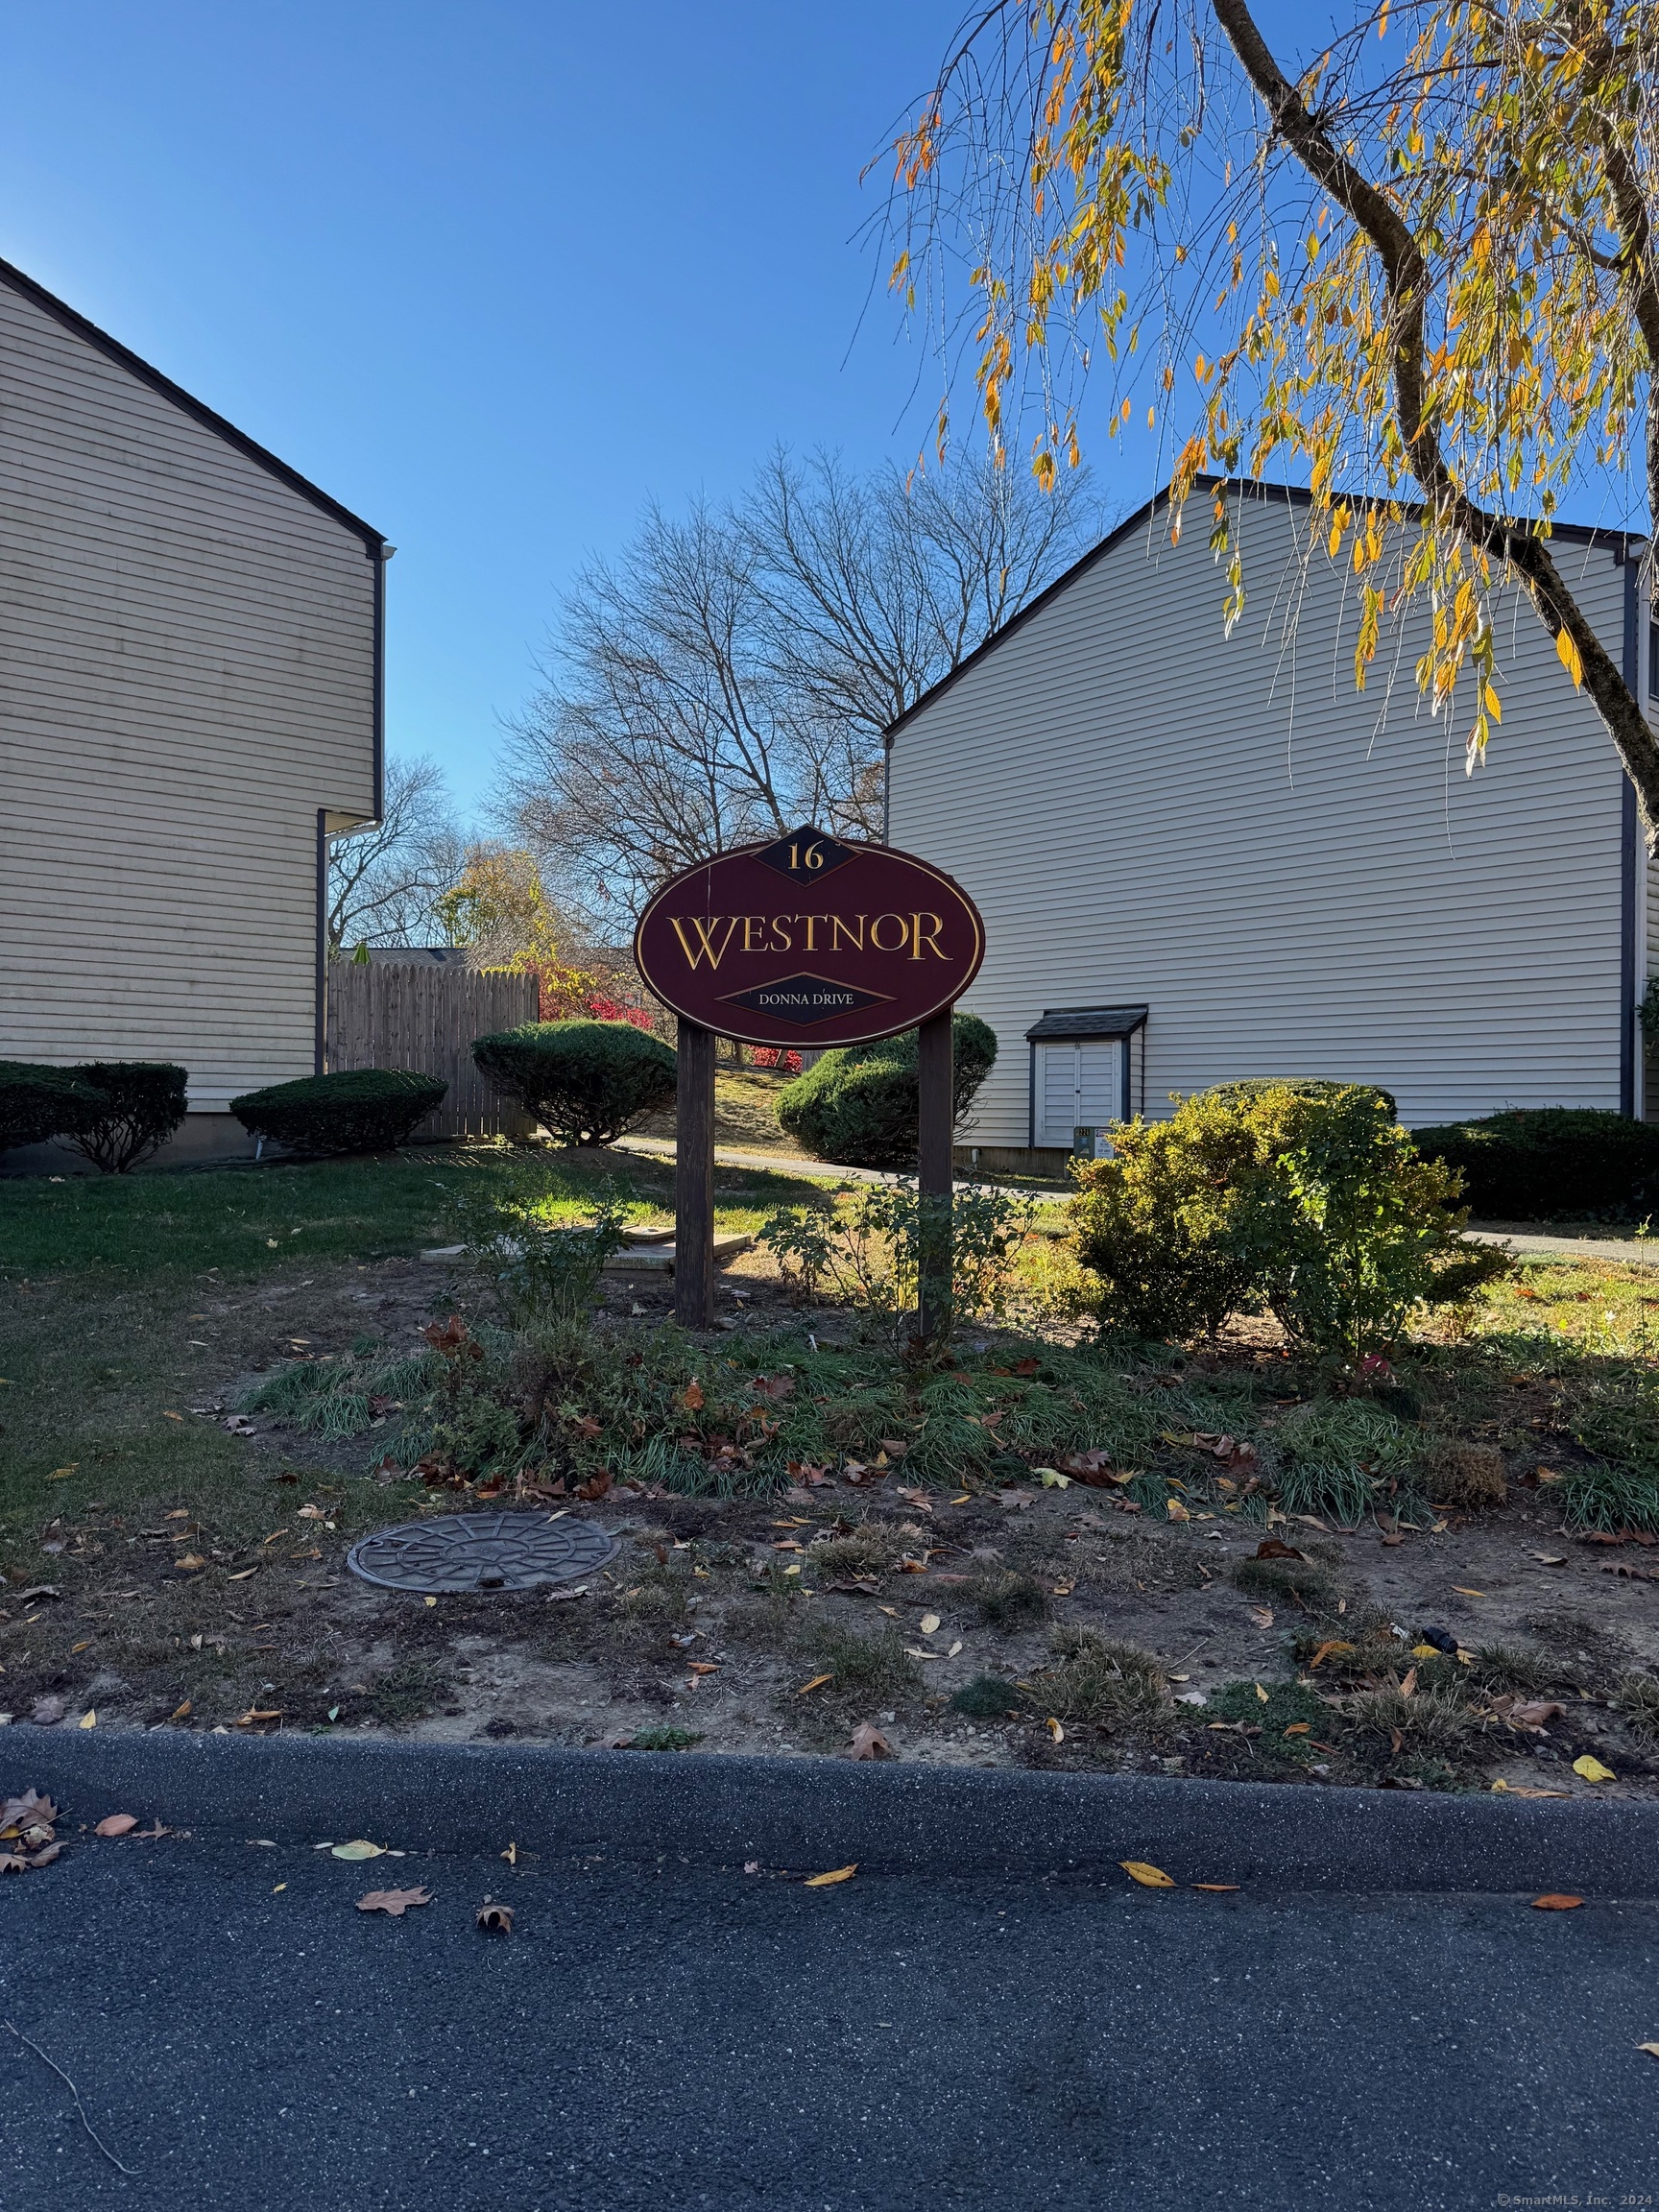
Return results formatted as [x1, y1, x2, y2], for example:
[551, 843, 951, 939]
[325, 961, 538, 1140]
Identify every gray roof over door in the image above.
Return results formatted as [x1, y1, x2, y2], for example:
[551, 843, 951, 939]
[1025, 1005, 1149, 1042]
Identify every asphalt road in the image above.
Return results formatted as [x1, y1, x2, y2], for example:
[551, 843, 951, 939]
[6, 1825, 1659, 2212]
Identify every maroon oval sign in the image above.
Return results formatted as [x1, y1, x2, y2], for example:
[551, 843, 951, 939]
[634, 826, 985, 1047]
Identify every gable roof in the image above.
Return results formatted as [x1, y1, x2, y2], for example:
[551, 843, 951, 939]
[883, 473, 1642, 748]
[0, 255, 385, 552]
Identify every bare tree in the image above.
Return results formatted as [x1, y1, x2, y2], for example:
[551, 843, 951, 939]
[325, 756, 466, 956]
[497, 453, 1097, 921]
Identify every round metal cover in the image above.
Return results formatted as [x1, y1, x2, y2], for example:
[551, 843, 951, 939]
[347, 1510, 619, 1595]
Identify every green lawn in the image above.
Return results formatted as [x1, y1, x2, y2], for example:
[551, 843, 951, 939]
[0, 1144, 814, 1537]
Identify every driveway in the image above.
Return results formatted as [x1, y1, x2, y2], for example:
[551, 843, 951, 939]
[5, 1734, 1657, 2211]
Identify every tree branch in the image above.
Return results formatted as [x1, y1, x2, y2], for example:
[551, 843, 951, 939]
[1211, 0, 1659, 847]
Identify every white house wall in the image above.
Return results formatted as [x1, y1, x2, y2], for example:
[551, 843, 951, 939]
[0, 276, 379, 1111]
[888, 486, 1633, 1142]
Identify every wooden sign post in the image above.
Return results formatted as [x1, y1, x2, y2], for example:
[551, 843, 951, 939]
[635, 827, 985, 1338]
[673, 1020, 717, 1329]
[915, 1010, 954, 1343]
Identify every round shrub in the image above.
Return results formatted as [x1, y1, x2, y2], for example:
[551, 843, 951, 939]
[229, 1069, 446, 1155]
[0, 1061, 108, 1153]
[1069, 1079, 1505, 1354]
[470, 1019, 676, 1146]
[776, 1013, 997, 1167]
[1411, 1108, 1659, 1221]
[65, 1061, 188, 1173]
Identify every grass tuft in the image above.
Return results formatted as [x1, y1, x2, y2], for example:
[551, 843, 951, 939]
[1038, 1626, 1166, 1726]
[950, 1672, 1024, 1719]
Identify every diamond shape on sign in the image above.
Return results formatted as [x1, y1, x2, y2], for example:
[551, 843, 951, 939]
[753, 826, 856, 879]
[718, 974, 894, 1026]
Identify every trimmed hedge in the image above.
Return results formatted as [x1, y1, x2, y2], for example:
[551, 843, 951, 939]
[776, 1013, 998, 1168]
[1411, 1107, 1659, 1220]
[0, 1061, 108, 1153]
[229, 1069, 446, 1155]
[471, 1019, 677, 1146]
[65, 1061, 188, 1173]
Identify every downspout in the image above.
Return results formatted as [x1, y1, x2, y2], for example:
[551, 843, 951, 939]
[1621, 548, 1640, 1118]
[315, 808, 329, 1076]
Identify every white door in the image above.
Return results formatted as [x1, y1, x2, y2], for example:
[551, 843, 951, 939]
[1036, 1040, 1122, 1147]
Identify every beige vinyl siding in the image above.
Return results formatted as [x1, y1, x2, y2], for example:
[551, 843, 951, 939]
[0, 276, 378, 1109]
[889, 486, 1631, 1142]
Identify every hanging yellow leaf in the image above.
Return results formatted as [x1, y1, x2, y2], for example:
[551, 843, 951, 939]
[803, 1863, 857, 1887]
[1555, 627, 1583, 687]
[1573, 1753, 1615, 1784]
[1120, 1860, 1177, 1888]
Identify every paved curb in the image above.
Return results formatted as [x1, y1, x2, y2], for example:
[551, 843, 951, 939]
[7, 1726, 1658, 1893]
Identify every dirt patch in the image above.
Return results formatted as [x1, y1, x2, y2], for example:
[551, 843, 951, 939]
[8, 1231, 1659, 1802]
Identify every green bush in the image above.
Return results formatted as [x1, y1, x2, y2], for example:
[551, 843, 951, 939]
[471, 1020, 676, 1146]
[229, 1069, 446, 1155]
[0, 1061, 108, 1153]
[64, 1061, 187, 1173]
[1411, 1107, 1659, 1220]
[1070, 1080, 1505, 1356]
[776, 1013, 997, 1167]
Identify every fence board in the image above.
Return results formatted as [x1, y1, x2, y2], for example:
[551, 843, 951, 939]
[325, 962, 538, 1139]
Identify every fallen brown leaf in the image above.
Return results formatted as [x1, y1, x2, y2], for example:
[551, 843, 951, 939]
[476, 1901, 514, 1935]
[1508, 1700, 1567, 1730]
[797, 1672, 834, 1695]
[1120, 1860, 1177, 1888]
[1254, 1538, 1305, 1561]
[803, 1863, 856, 1887]
[1530, 1894, 1584, 1911]
[1247, 1606, 1274, 1628]
[0, 1790, 58, 1843]
[357, 1887, 432, 1916]
[27, 1696, 63, 1725]
[849, 1721, 894, 1761]
[1190, 1883, 1241, 1893]
[1309, 1640, 1355, 1670]
[94, 1815, 139, 1838]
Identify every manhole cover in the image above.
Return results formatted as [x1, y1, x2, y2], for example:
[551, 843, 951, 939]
[347, 1511, 619, 1595]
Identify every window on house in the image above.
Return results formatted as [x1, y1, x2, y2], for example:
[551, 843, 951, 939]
[1024, 1005, 1148, 1150]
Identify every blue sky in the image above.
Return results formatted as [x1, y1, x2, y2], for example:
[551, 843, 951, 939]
[4, 4, 1632, 824]
[0, 1, 980, 814]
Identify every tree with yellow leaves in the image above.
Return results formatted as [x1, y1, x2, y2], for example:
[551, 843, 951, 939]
[885, 0, 1659, 846]
[435, 846, 596, 1009]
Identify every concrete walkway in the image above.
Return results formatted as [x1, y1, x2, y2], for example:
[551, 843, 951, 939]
[614, 1135, 1069, 1201]
[619, 1140, 1659, 1263]
[1466, 1225, 1659, 1267]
